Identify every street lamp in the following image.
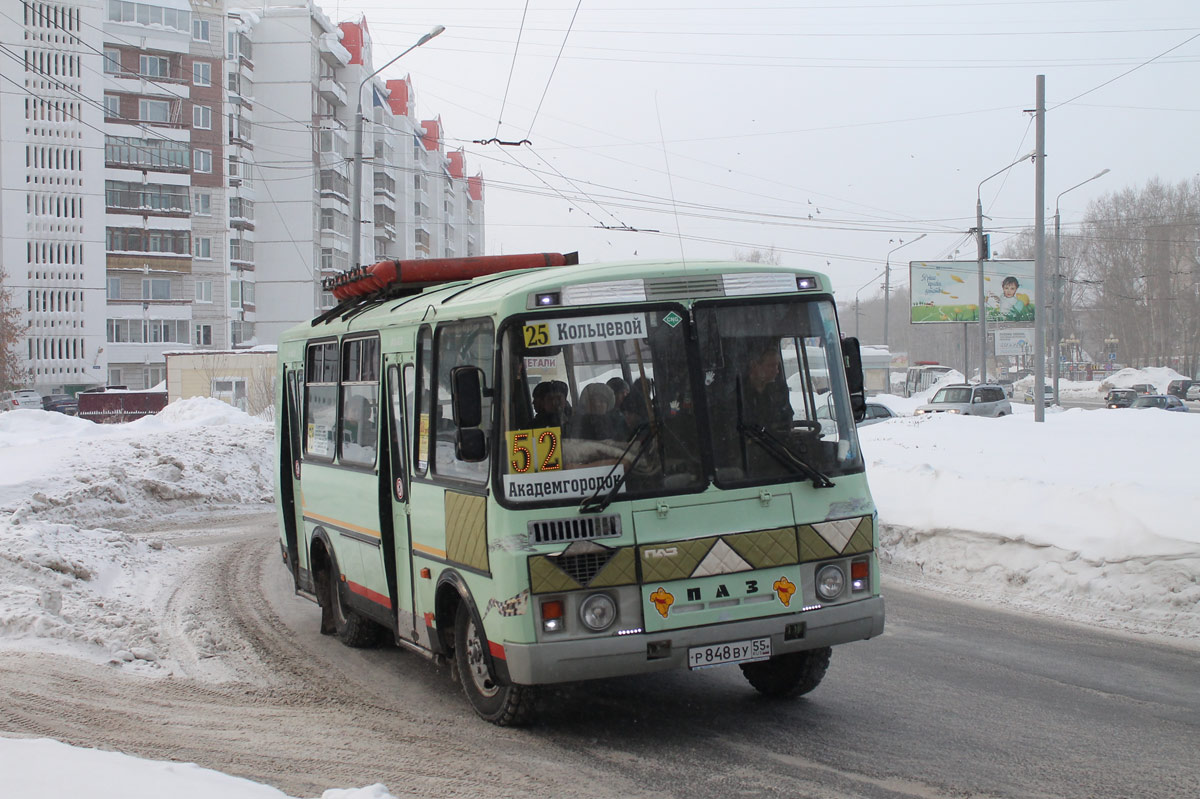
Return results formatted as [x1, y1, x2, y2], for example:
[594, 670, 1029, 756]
[350, 24, 446, 271]
[883, 233, 927, 391]
[976, 152, 1036, 384]
[1052, 168, 1109, 403]
[854, 269, 886, 338]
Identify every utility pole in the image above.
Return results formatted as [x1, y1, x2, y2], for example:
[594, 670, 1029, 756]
[1033, 74, 1047, 423]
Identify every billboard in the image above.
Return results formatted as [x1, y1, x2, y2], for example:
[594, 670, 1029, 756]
[994, 328, 1034, 357]
[910, 260, 1035, 324]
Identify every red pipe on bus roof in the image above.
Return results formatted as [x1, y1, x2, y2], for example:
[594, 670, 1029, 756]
[330, 252, 577, 302]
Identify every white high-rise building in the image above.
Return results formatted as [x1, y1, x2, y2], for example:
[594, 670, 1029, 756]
[1, 0, 107, 393]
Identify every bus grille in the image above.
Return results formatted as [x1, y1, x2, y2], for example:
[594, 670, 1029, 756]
[529, 515, 622, 545]
[556, 550, 616, 585]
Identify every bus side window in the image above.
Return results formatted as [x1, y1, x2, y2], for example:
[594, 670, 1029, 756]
[304, 341, 338, 460]
[339, 336, 380, 468]
[432, 318, 494, 483]
[413, 326, 433, 476]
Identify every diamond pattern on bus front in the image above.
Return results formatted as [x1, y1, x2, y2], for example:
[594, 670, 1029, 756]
[445, 492, 489, 573]
[726, 526, 798, 568]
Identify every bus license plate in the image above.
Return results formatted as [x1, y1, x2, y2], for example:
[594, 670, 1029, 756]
[687, 637, 771, 670]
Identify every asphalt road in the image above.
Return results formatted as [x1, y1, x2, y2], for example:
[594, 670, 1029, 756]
[261, 533, 1200, 799]
[517, 582, 1200, 799]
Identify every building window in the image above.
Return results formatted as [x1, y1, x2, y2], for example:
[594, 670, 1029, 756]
[243, 281, 255, 306]
[103, 48, 121, 73]
[194, 149, 212, 173]
[194, 323, 212, 346]
[138, 54, 170, 79]
[108, 368, 121, 385]
[139, 99, 172, 124]
[230, 279, 241, 308]
[195, 279, 212, 303]
[192, 104, 211, 130]
[106, 277, 121, 299]
[142, 278, 171, 300]
[193, 237, 212, 259]
[192, 18, 210, 42]
[146, 365, 165, 388]
[103, 94, 120, 118]
[193, 191, 211, 216]
[192, 61, 211, 86]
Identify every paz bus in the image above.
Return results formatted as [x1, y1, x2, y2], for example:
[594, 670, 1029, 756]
[274, 252, 885, 724]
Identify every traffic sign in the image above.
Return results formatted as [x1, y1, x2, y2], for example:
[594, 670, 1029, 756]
[1108, 352, 1116, 361]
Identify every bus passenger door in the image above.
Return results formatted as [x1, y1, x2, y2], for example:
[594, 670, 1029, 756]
[280, 364, 305, 588]
[385, 363, 417, 642]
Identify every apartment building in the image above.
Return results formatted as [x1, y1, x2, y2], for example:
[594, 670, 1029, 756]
[0, 0, 107, 393]
[2, 0, 482, 393]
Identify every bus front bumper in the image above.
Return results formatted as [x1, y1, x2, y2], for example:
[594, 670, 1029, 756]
[499, 595, 884, 686]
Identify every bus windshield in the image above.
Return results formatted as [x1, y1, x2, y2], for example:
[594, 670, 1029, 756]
[497, 297, 862, 506]
[498, 305, 706, 505]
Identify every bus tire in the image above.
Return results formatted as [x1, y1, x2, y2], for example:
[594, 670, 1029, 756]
[739, 647, 831, 698]
[454, 602, 535, 726]
[326, 557, 381, 649]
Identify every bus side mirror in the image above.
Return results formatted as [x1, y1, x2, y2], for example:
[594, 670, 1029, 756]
[451, 366, 483, 428]
[451, 366, 488, 462]
[841, 337, 867, 423]
[456, 427, 487, 462]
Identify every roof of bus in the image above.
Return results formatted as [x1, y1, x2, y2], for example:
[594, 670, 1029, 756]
[281, 258, 833, 342]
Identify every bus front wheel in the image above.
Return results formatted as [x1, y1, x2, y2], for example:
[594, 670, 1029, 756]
[454, 602, 535, 725]
[739, 647, 831, 697]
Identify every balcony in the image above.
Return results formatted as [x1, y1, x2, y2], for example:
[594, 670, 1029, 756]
[106, 253, 191, 273]
[318, 77, 348, 107]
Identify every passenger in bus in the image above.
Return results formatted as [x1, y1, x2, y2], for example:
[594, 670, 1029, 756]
[531, 381, 568, 429]
[606, 377, 629, 412]
[568, 383, 619, 441]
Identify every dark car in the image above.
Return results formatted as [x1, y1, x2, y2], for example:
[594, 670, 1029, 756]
[1131, 383, 1155, 395]
[1166, 379, 1194, 400]
[1131, 394, 1189, 413]
[41, 393, 78, 416]
[1105, 388, 1137, 409]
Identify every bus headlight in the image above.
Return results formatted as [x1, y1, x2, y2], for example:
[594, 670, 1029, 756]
[579, 593, 617, 632]
[815, 564, 846, 601]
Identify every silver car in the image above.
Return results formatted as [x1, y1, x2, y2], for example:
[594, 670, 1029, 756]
[1, 389, 43, 411]
[915, 384, 1012, 417]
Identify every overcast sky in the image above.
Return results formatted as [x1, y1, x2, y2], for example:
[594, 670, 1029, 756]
[327, 0, 1199, 298]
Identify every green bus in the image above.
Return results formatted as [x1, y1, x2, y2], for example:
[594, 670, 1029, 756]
[274, 253, 884, 724]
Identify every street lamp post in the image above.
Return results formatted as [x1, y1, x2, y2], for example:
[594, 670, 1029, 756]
[350, 25, 445, 271]
[854, 268, 886, 338]
[976, 151, 1035, 385]
[1052, 168, 1110, 404]
[883, 233, 927, 393]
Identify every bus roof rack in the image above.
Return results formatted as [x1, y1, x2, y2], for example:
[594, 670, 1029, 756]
[313, 252, 579, 326]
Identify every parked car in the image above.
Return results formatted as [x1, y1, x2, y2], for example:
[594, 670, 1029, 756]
[0, 389, 43, 411]
[859, 402, 897, 426]
[41, 393, 78, 416]
[1131, 394, 1189, 412]
[1166, 379, 1194, 400]
[1105, 388, 1137, 409]
[1023, 384, 1055, 406]
[1187, 384, 1200, 401]
[1130, 383, 1155, 395]
[915, 384, 1012, 417]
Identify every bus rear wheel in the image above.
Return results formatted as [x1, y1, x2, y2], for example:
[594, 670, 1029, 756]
[739, 647, 831, 697]
[454, 602, 535, 725]
[321, 553, 381, 648]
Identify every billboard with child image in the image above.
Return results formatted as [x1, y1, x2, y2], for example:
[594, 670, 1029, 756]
[909, 260, 1035, 324]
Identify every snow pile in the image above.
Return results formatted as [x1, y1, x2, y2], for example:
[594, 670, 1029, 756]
[861, 408, 1200, 638]
[0, 399, 273, 668]
[0, 737, 398, 799]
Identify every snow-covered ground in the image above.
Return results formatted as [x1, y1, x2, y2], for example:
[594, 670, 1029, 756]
[0, 378, 1196, 796]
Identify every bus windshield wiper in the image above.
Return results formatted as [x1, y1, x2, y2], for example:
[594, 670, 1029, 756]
[737, 422, 835, 489]
[579, 423, 659, 514]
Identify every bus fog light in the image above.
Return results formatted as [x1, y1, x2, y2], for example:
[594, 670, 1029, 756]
[579, 593, 617, 632]
[542, 599, 565, 633]
[851, 559, 869, 592]
[815, 564, 846, 600]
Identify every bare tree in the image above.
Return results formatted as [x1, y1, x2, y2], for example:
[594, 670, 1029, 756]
[734, 247, 782, 265]
[0, 266, 30, 391]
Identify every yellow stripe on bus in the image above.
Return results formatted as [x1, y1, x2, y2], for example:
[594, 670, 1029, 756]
[412, 542, 448, 559]
[304, 510, 381, 539]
